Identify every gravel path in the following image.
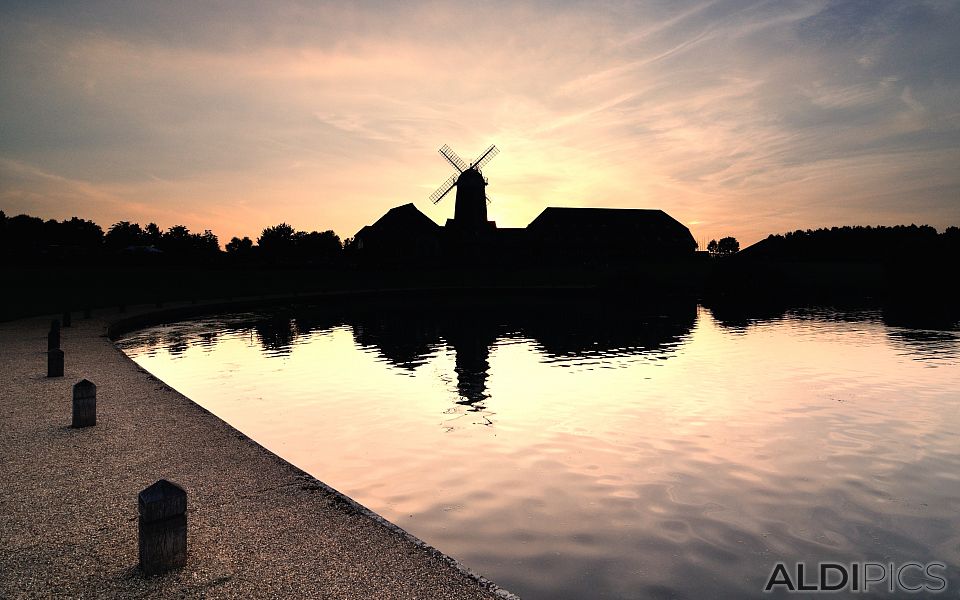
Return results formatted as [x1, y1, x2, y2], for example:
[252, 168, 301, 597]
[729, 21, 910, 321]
[0, 305, 515, 599]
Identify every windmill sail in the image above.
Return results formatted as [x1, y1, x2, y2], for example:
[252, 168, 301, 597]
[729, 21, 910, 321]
[427, 143, 499, 207]
[429, 173, 458, 204]
[472, 144, 499, 170]
[439, 145, 468, 173]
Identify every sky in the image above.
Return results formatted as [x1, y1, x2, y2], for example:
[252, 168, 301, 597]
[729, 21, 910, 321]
[1, 0, 959, 247]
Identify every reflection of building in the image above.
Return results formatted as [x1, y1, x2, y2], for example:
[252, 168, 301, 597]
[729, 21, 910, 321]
[346, 297, 698, 406]
[200, 296, 697, 422]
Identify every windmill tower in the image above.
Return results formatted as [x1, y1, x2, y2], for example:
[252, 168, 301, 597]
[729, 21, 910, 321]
[428, 144, 499, 232]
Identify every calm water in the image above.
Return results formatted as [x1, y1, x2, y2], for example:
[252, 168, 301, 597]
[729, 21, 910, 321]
[117, 297, 960, 599]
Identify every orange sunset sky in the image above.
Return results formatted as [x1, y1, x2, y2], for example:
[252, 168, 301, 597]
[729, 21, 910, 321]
[2, 0, 959, 247]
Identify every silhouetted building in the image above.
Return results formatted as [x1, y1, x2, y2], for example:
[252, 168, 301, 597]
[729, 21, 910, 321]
[353, 203, 441, 263]
[446, 168, 496, 234]
[526, 207, 697, 262]
[352, 144, 697, 265]
[353, 203, 696, 266]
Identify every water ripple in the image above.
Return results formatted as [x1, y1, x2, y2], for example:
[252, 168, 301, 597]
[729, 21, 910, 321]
[119, 303, 960, 599]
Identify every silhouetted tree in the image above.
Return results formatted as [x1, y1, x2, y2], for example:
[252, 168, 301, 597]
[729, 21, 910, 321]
[198, 229, 220, 254]
[144, 222, 162, 246]
[944, 226, 960, 255]
[295, 230, 342, 263]
[55, 217, 103, 249]
[104, 221, 147, 251]
[4, 214, 47, 257]
[158, 225, 192, 254]
[258, 223, 296, 261]
[255, 223, 343, 264]
[743, 225, 948, 261]
[225, 236, 254, 255]
[158, 225, 220, 260]
[1, 213, 104, 262]
[717, 236, 739, 255]
[706, 237, 739, 256]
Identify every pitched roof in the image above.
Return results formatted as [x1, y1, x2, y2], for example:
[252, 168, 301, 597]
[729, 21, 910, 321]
[372, 203, 440, 231]
[528, 207, 690, 234]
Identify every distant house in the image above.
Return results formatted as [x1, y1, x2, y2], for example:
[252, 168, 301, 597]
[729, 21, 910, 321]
[352, 203, 441, 263]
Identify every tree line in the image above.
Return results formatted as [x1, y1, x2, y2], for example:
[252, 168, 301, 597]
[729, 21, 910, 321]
[741, 224, 960, 261]
[3, 210, 957, 268]
[0, 210, 344, 266]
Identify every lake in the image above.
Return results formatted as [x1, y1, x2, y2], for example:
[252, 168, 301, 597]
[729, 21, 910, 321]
[116, 294, 960, 599]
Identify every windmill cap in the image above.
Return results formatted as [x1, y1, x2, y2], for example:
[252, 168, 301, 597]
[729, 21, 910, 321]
[456, 169, 486, 185]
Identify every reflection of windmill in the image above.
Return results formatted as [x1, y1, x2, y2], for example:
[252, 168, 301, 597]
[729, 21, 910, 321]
[428, 144, 499, 230]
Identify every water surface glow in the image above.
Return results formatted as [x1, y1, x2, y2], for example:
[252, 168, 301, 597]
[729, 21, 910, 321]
[118, 299, 960, 599]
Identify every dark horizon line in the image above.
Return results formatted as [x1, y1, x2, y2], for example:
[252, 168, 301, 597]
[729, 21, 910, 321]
[2, 207, 958, 253]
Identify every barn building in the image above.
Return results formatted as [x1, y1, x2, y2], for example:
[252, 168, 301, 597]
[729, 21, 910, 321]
[351, 202, 696, 266]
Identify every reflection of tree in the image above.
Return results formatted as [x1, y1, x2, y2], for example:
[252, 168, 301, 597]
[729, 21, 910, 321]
[254, 317, 298, 356]
[883, 303, 960, 331]
[166, 331, 189, 356]
[885, 328, 960, 363]
[707, 299, 960, 337]
[196, 330, 219, 350]
[705, 301, 960, 363]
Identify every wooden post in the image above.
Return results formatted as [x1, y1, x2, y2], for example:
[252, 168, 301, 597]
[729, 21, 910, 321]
[62, 310, 72, 327]
[47, 349, 64, 378]
[72, 379, 96, 428]
[119, 303, 126, 313]
[48, 322, 61, 351]
[83, 306, 92, 319]
[138, 480, 187, 576]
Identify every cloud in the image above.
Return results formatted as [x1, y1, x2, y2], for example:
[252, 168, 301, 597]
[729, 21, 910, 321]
[1, 0, 958, 244]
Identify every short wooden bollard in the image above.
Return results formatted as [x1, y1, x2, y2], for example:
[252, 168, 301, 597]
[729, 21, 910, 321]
[47, 327, 60, 351]
[72, 379, 96, 428]
[62, 310, 72, 327]
[47, 349, 64, 377]
[119, 303, 126, 313]
[138, 480, 187, 576]
[83, 306, 92, 319]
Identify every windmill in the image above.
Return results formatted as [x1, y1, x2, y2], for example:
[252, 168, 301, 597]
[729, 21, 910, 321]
[428, 144, 499, 230]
